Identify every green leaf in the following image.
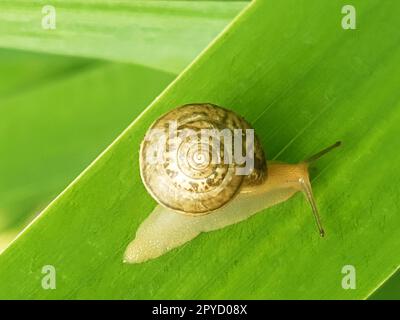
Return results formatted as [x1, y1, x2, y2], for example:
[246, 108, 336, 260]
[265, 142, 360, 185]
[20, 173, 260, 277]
[1, 0, 399, 299]
[368, 267, 400, 300]
[0, 0, 245, 244]
[0, 0, 241, 250]
[0, 0, 247, 73]
[0, 48, 91, 98]
[0, 57, 174, 244]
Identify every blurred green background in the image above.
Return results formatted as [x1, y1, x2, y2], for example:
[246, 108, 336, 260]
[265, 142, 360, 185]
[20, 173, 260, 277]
[0, 49, 175, 250]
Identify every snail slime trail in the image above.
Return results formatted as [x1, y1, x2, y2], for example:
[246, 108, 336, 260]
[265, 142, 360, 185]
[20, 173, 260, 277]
[123, 103, 341, 264]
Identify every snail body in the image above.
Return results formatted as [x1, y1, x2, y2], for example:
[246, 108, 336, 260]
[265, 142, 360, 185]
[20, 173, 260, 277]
[124, 104, 340, 264]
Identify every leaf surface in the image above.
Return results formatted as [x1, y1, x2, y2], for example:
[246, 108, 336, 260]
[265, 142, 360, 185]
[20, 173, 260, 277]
[1, 0, 399, 299]
[0, 0, 247, 73]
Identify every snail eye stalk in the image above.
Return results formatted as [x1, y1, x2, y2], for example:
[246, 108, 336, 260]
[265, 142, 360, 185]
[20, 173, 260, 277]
[301, 141, 342, 237]
[299, 177, 325, 237]
[305, 141, 341, 164]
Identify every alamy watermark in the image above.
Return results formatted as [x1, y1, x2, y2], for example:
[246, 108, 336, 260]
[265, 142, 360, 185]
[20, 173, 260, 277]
[341, 5, 356, 30]
[41, 5, 56, 30]
[341, 265, 356, 290]
[41, 265, 56, 290]
[143, 121, 256, 176]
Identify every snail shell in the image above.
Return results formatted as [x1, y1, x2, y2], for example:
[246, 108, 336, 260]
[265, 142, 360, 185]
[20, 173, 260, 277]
[139, 103, 266, 215]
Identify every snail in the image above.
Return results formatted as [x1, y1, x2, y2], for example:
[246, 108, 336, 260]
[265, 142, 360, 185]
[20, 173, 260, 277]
[124, 103, 340, 264]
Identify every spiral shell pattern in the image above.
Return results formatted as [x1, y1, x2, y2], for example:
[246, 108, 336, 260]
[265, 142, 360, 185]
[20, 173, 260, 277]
[140, 103, 266, 215]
